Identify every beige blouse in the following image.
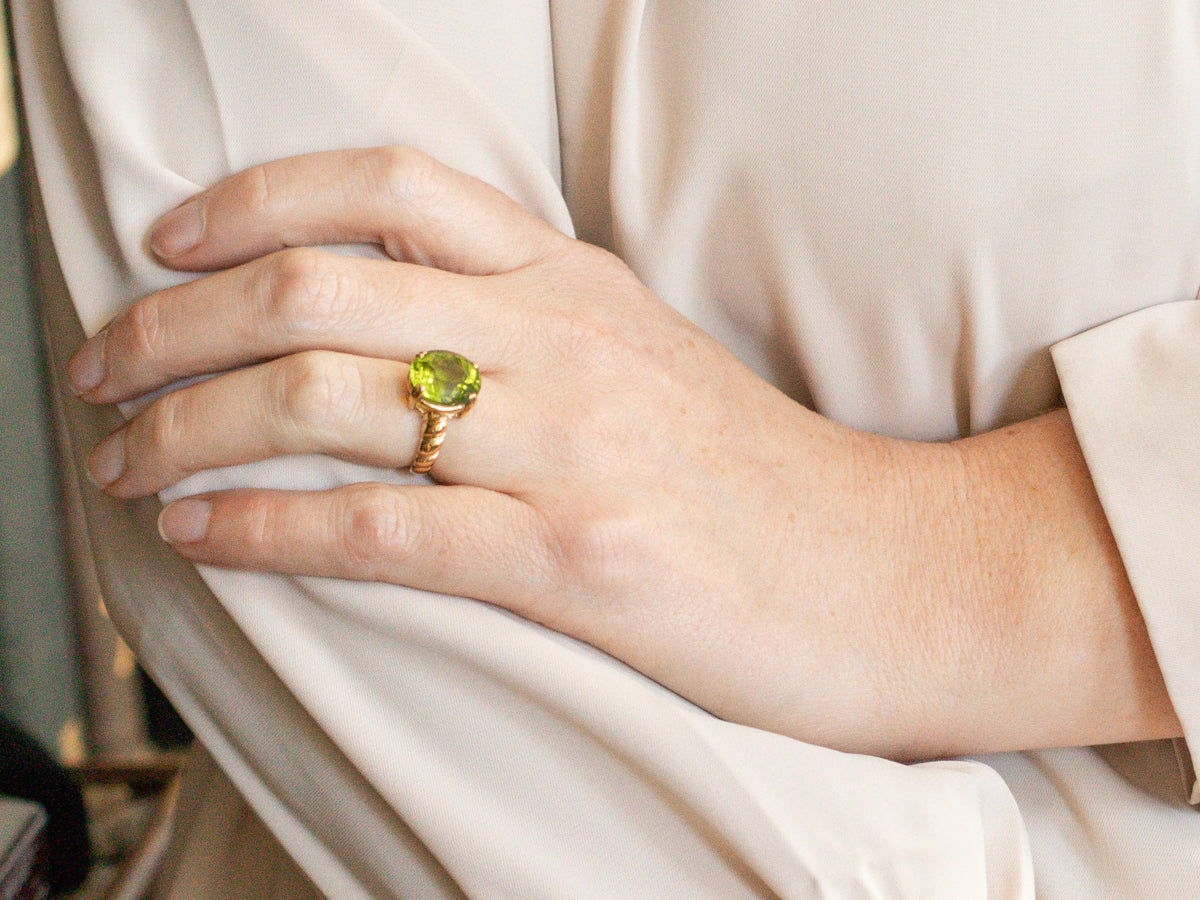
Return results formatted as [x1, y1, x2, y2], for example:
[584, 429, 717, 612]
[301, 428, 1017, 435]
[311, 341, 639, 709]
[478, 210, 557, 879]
[13, 0, 1200, 895]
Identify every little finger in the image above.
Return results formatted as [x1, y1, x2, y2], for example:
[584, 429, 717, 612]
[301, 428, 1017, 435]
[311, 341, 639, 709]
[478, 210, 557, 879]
[157, 484, 561, 624]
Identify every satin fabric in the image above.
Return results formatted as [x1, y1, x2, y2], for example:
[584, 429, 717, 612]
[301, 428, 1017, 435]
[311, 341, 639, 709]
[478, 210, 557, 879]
[13, 0, 1200, 895]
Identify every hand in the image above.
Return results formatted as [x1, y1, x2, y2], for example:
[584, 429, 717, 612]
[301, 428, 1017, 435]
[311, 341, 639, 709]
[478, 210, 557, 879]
[68, 147, 1179, 759]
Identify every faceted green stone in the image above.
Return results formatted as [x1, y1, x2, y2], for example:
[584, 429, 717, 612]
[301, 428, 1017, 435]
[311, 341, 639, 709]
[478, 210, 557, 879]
[408, 350, 481, 408]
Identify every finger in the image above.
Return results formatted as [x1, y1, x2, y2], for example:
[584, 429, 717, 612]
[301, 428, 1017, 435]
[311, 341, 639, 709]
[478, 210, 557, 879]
[86, 351, 526, 497]
[70, 248, 518, 403]
[147, 146, 566, 276]
[156, 484, 561, 624]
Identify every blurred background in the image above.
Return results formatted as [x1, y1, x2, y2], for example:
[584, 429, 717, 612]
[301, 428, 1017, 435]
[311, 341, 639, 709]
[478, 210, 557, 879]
[0, 73, 82, 778]
[1, 11, 186, 895]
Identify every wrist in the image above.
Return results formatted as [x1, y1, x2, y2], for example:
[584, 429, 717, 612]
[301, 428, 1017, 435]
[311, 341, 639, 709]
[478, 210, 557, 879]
[948, 411, 1181, 752]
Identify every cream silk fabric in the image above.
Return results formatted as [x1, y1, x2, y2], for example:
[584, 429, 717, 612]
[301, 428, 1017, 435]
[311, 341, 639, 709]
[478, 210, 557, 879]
[13, 0, 1200, 896]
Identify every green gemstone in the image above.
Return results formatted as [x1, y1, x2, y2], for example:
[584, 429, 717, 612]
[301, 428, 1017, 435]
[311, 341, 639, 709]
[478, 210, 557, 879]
[408, 350, 481, 408]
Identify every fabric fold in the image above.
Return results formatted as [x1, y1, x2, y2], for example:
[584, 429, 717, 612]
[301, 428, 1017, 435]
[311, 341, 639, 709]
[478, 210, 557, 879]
[1053, 298, 1200, 806]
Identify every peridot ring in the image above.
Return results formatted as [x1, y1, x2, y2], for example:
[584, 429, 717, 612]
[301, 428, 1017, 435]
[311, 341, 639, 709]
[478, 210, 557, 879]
[406, 350, 481, 474]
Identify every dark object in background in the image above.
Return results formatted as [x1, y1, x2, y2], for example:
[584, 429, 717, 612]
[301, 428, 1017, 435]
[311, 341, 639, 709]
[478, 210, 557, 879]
[137, 669, 191, 751]
[0, 716, 89, 894]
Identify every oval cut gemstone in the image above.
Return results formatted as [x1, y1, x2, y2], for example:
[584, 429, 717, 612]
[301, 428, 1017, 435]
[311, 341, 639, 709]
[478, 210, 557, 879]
[408, 350, 481, 408]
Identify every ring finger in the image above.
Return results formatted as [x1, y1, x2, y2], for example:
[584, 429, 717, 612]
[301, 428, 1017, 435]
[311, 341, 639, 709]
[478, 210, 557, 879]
[87, 349, 529, 496]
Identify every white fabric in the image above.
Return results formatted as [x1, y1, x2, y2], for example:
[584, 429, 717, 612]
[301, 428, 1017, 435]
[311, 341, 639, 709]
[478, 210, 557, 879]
[1053, 303, 1200, 806]
[12, 0, 1200, 895]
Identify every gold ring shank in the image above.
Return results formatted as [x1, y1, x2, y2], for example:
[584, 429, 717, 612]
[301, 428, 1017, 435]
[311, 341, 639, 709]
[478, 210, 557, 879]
[405, 350, 480, 475]
[409, 409, 451, 474]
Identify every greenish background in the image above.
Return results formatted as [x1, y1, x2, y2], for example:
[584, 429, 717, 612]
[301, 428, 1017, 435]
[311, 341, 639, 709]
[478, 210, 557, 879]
[0, 160, 82, 760]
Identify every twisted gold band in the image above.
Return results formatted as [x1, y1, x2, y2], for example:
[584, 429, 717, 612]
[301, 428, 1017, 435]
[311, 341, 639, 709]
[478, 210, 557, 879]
[409, 410, 451, 474]
[405, 350, 481, 475]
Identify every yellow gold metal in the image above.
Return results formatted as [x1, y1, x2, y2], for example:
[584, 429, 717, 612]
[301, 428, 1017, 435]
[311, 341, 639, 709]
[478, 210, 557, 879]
[408, 407, 452, 474]
[406, 352, 480, 474]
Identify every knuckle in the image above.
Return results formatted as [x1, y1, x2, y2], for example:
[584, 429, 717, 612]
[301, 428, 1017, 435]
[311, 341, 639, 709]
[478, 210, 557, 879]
[123, 295, 170, 361]
[554, 240, 639, 295]
[546, 508, 639, 598]
[265, 246, 324, 298]
[274, 350, 366, 435]
[340, 485, 415, 574]
[242, 499, 287, 553]
[244, 162, 284, 219]
[534, 267, 639, 367]
[369, 145, 445, 206]
[142, 391, 186, 457]
[529, 294, 622, 380]
[562, 238, 621, 274]
[262, 248, 356, 337]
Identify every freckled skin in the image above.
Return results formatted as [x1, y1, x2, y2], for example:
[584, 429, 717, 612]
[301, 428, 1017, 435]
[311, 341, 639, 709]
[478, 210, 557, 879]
[75, 146, 1180, 760]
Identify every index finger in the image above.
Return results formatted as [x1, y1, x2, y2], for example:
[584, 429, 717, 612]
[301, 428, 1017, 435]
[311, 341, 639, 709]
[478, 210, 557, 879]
[148, 145, 565, 276]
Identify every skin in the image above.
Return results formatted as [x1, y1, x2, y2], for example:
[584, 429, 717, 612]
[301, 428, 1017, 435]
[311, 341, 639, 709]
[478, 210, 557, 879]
[68, 146, 1182, 761]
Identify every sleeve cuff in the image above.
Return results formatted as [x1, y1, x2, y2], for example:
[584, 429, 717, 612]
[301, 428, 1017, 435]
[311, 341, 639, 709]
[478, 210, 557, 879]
[1051, 298, 1200, 807]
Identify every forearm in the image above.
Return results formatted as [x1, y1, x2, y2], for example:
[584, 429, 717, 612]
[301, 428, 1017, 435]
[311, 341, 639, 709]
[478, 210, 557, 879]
[879, 408, 1181, 759]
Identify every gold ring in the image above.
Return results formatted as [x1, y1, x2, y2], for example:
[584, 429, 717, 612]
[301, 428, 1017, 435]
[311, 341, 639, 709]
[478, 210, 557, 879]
[406, 350, 481, 474]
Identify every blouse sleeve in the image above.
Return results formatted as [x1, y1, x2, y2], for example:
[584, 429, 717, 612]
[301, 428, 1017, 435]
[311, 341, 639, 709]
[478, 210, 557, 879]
[1053, 299, 1200, 806]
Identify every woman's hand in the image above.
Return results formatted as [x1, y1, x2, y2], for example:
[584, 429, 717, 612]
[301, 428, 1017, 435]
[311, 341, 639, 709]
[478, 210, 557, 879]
[67, 147, 1179, 759]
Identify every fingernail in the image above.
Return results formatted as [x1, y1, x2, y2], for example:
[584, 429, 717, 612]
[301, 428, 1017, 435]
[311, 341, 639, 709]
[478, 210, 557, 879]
[67, 329, 107, 396]
[150, 198, 205, 258]
[86, 433, 125, 487]
[158, 499, 211, 544]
